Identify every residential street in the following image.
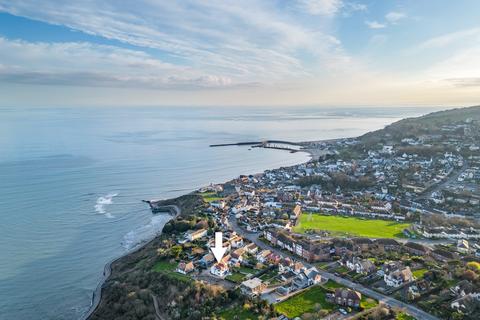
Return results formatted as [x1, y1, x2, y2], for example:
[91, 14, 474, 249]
[229, 217, 440, 320]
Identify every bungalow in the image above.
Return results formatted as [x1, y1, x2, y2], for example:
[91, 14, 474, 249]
[185, 228, 208, 241]
[334, 288, 362, 308]
[240, 278, 266, 296]
[384, 266, 414, 287]
[176, 261, 194, 275]
[210, 262, 230, 278]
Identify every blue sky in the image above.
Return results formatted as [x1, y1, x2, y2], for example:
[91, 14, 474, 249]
[0, 0, 479, 107]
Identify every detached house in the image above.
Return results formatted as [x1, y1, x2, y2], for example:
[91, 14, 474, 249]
[245, 242, 259, 254]
[210, 262, 230, 278]
[228, 234, 244, 248]
[231, 247, 246, 264]
[256, 249, 271, 263]
[185, 228, 208, 241]
[384, 266, 414, 287]
[200, 253, 215, 267]
[334, 288, 362, 308]
[342, 256, 376, 275]
[176, 261, 194, 275]
[240, 278, 266, 296]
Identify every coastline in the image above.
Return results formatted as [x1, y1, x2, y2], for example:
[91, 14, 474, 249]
[82, 143, 316, 319]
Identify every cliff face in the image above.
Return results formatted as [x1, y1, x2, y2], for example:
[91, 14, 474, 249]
[88, 194, 271, 320]
[88, 194, 220, 320]
[88, 232, 231, 320]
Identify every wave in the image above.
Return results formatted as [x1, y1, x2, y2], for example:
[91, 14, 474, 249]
[121, 215, 171, 250]
[94, 193, 118, 218]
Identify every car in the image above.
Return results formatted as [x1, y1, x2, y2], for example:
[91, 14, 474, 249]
[339, 308, 347, 315]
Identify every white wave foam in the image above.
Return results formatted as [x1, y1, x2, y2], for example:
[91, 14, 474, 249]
[94, 193, 118, 218]
[122, 215, 171, 250]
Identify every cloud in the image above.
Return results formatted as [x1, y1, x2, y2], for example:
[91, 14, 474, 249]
[296, 0, 343, 16]
[423, 46, 480, 86]
[0, 37, 240, 89]
[416, 28, 480, 51]
[445, 77, 480, 88]
[0, 1, 356, 84]
[385, 11, 406, 23]
[365, 21, 386, 29]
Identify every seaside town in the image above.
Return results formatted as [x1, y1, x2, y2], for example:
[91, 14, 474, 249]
[90, 108, 480, 320]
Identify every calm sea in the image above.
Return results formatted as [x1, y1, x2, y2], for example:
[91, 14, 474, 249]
[0, 106, 440, 319]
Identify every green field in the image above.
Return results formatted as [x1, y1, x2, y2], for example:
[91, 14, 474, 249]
[275, 285, 334, 318]
[294, 214, 410, 238]
[197, 191, 224, 203]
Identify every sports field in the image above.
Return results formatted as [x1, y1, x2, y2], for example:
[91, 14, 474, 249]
[293, 214, 410, 238]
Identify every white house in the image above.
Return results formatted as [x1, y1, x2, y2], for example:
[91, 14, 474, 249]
[384, 266, 414, 287]
[185, 228, 208, 242]
[210, 263, 230, 278]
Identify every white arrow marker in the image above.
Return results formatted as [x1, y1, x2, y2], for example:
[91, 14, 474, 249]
[211, 232, 227, 263]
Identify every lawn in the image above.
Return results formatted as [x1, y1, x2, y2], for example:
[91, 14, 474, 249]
[259, 270, 280, 284]
[237, 266, 256, 275]
[275, 285, 334, 318]
[219, 306, 258, 320]
[323, 280, 344, 289]
[413, 268, 428, 279]
[153, 260, 191, 282]
[360, 297, 378, 310]
[226, 272, 246, 283]
[396, 312, 416, 320]
[293, 214, 411, 238]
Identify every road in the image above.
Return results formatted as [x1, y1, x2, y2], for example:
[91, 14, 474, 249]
[295, 233, 454, 248]
[417, 159, 468, 201]
[229, 217, 440, 320]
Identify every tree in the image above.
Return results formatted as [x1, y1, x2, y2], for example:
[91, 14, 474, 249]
[170, 245, 183, 258]
[463, 269, 478, 281]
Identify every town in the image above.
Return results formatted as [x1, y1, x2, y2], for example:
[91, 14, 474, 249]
[147, 109, 480, 320]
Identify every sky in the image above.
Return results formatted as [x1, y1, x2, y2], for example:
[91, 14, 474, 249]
[0, 0, 479, 107]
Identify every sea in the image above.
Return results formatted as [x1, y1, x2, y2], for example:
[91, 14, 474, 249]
[0, 106, 442, 319]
